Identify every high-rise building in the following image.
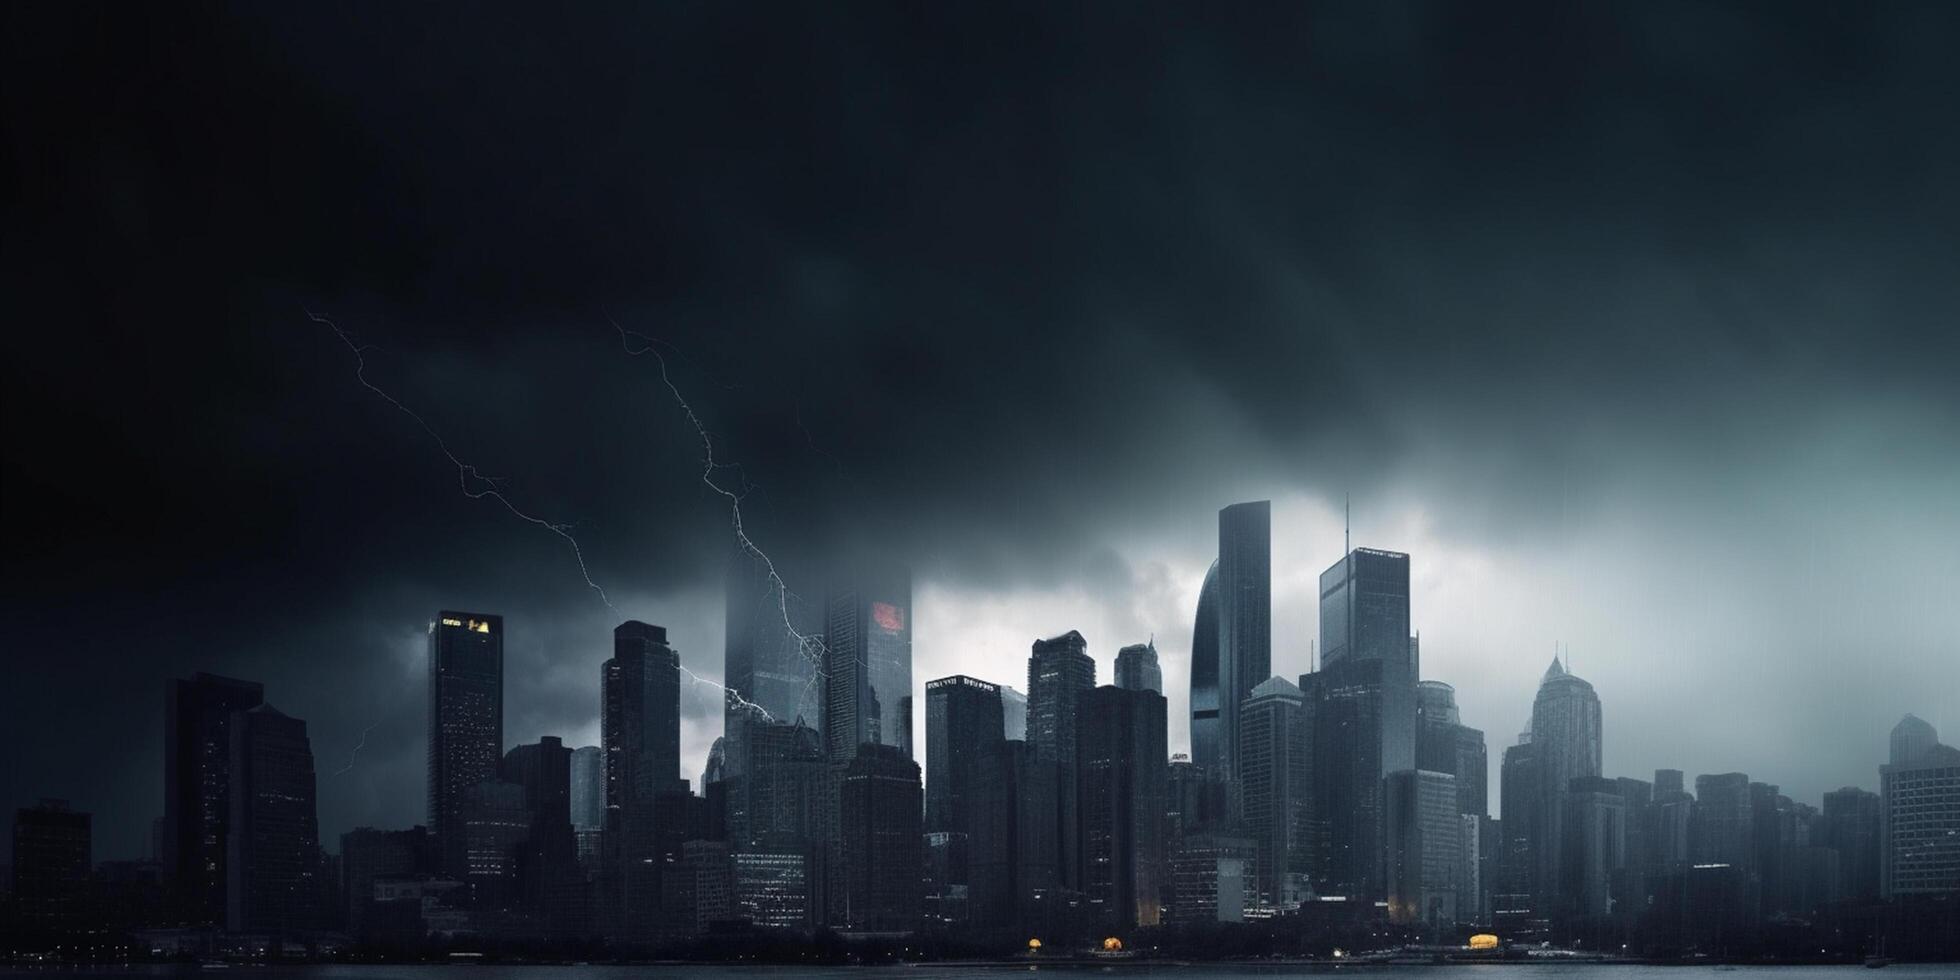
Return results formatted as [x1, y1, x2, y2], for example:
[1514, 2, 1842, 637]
[460, 779, 531, 912]
[925, 675, 1006, 835]
[1318, 547, 1414, 772]
[1312, 545, 1415, 901]
[1115, 641, 1164, 695]
[1386, 769, 1461, 927]
[1820, 786, 1880, 901]
[1693, 772, 1754, 871]
[733, 841, 816, 929]
[1168, 833, 1254, 925]
[164, 671, 264, 924]
[1238, 676, 1310, 909]
[1216, 501, 1272, 780]
[1167, 754, 1231, 842]
[429, 612, 504, 879]
[341, 826, 430, 937]
[823, 564, 913, 762]
[569, 744, 605, 867]
[1416, 681, 1488, 818]
[1493, 737, 1540, 930]
[725, 553, 823, 779]
[1000, 686, 1028, 741]
[1077, 684, 1169, 928]
[968, 739, 1061, 928]
[1528, 658, 1601, 911]
[1879, 714, 1960, 898]
[1029, 629, 1095, 891]
[1654, 769, 1685, 799]
[11, 800, 91, 930]
[226, 703, 322, 934]
[837, 743, 924, 932]
[1028, 631, 1095, 767]
[601, 620, 683, 943]
[729, 720, 825, 846]
[1190, 561, 1222, 771]
[502, 736, 579, 929]
[1559, 776, 1626, 922]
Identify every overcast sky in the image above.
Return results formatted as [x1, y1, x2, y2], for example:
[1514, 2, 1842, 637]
[5, 1, 1958, 862]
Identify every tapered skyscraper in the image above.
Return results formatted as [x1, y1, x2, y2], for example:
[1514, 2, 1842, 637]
[428, 612, 503, 879]
[1215, 501, 1271, 780]
[1189, 561, 1222, 769]
[1527, 657, 1601, 911]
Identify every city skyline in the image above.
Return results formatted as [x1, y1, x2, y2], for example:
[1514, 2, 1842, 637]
[6, 0, 1958, 887]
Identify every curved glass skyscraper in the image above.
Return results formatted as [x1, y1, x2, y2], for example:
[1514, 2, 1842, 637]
[1189, 560, 1220, 770]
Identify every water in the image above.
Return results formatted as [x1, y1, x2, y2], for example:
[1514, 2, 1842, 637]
[0, 967, 1949, 980]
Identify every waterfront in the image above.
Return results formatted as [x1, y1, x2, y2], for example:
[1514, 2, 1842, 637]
[1, 967, 1955, 980]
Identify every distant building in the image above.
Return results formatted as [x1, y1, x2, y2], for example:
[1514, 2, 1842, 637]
[1310, 545, 1415, 901]
[1029, 629, 1095, 890]
[341, 826, 430, 937]
[1077, 684, 1168, 928]
[837, 743, 924, 932]
[429, 612, 504, 879]
[1238, 676, 1310, 909]
[1693, 772, 1754, 872]
[569, 745, 605, 866]
[1000, 686, 1028, 741]
[968, 739, 1060, 929]
[1820, 786, 1880, 901]
[11, 800, 91, 930]
[226, 703, 322, 934]
[724, 552, 823, 779]
[1559, 776, 1626, 921]
[1528, 658, 1602, 912]
[1115, 641, 1164, 695]
[822, 564, 913, 762]
[1879, 714, 1960, 898]
[1386, 769, 1460, 926]
[1169, 833, 1254, 925]
[1189, 560, 1222, 771]
[1216, 501, 1272, 781]
[924, 675, 1006, 835]
[164, 671, 263, 924]
[1416, 681, 1488, 817]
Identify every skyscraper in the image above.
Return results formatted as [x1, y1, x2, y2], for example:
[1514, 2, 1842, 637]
[1559, 776, 1626, 922]
[1820, 786, 1881, 901]
[1077, 684, 1169, 928]
[1879, 714, 1960, 898]
[1190, 560, 1221, 771]
[1216, 501, 1271, 780]
[1494, 737, 1540, 930]
[1528, 657, 1602, 911]
[837, 743, 924, 932]
[822, 564, 913, 762]
[429, 612, 504, 879]
[1416, 680, 1489, 818]
[1115, 640, 1163, 695]
[11, 800, 91, 930]
[164, 671, 264, 924]
[924, 675, 1006, 835]
[601, 620, 682, 942]
[226, 703, 321, 934]
[503, 736, 579, 930]
[1318, 546, 1415, 773]
[1238, 676, 1310, 909]
[1386, 769, 1461, 926]
[725, 553, 822, 778]
[1312, 545, 1415, 901]
[968, 739, 1061, 928]
[1029, 630, 1095, 891]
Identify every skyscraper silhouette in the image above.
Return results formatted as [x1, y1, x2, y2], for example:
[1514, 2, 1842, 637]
[226, 703, 321, 934]
[1189, 561, 1221, 771]
[429, 612, 503, 879]
[164, 671, 263, 925]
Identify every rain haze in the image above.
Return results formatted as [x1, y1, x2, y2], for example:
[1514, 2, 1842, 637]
[4, 1, 1957, 863]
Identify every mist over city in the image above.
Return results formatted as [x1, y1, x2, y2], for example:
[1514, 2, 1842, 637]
[4, 0, 1957, 966]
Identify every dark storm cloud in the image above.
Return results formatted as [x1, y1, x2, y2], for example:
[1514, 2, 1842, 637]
[5, 1, 1958, 857]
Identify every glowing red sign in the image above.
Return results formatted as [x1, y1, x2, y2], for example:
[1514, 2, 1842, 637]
[872, 601, 905, 633]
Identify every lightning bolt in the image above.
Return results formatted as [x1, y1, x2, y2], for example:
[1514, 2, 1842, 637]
[308, 309, 614, 608]
[333, 722, 380, 777]
[310, 310, 776, 733]
[611, 320, 831, 712]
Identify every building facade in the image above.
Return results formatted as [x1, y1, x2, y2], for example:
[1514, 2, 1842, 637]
[429, 612, 504, 879]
